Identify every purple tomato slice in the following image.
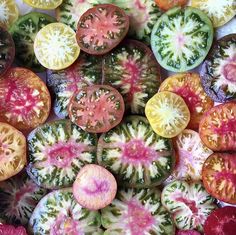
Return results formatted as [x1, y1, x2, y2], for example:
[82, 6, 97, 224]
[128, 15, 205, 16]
[176, 230, 201, 235]
[0, 224, 27, 235]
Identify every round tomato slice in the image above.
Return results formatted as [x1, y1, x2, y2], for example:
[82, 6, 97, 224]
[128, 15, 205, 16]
[0, 224, 27, 235]
[155, 0, 188, 11]
[159, 73, 214, 130]
[34, 22, 80, 70]
[68, 85, 125, 133]
[145, 91, 190, 138]
[202, 153, 236, 204]
[176, 230, 201, 235]
[23, 0, 63, 10]
[199, 102, 236, 151]
[0, 122, 26, 181]
[0, 67, 51, 130]
[76, 4, 129, 55]
[0, 26, 15, 78]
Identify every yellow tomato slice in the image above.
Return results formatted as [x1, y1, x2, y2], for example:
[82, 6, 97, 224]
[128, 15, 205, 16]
[23, 0, 62, 10]
[34, 23, 80, 70]
[0, 122, 26, 181]
[145, 91, 190, 138]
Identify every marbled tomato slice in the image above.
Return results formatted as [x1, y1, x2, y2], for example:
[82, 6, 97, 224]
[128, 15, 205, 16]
[76, 4, 129, 55]
[0, 172, 47, 225]
[159, 73, 214, 130]
[201, 34, 236, 102]
[0, 67, 51, 130]
[27, 119, 97, 189]
[199, 102, 236, 151]
[101, 188, 175, 235]
[161, 181, 217, 232]
[155, 0, 188, 11]
[97, 116, 175, 187]
[0, 224, 27, 235]
[68, 85, 125, 133]
[103, 39, 161, 115]
[202, 153, 236, 204]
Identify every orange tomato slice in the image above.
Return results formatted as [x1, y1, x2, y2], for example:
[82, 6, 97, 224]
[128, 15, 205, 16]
[155, 0, 188, 11]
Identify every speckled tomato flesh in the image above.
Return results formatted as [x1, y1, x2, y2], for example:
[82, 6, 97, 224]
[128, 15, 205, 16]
[0, 224, 27, 235]
[102, 188, 175, 235]
[155, 0, 188, 11]
[202, 153, 236, 204]
[176, 230, 201, 235]
[103, 39, 161, 115]
[159, 73, 214, 130]
[204, 206, 236, 235]
[199, 102, 236, 151]
[76, 4, 129, 55]
[97, 116, 175, 187]
[201, 34, 236, 102]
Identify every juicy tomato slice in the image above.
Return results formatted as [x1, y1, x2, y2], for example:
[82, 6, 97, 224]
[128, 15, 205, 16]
[145, 91, 190, 138]
[76, 4, 129, 55]
[204, 206, 236, 235]
[159, 73, 214, 130]
[0, 122, 26, 181]
[23, 0, 63, 10]
[0, 67, 51, 130]
[68, 85, 125, 133]
[199, 102, 236, 151]
[0, 224, 27, 235]
[202, 153, 236, 204]
[176, 230, 201, 235]
[155, 0, 188, 11]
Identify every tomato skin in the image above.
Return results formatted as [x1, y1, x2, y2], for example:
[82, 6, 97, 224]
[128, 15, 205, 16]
[155, 0, 188, 11]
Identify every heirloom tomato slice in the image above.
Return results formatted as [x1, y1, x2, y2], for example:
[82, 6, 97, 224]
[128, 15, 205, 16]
[176, 230, 201, 235]
[199, 102, 236, 151]
[23, 0, 63, 10]
[155, 0, 188, 11]
[0, 224, 27, 235]
[202, 153, 236, 204]
[0, 67, 51, 130]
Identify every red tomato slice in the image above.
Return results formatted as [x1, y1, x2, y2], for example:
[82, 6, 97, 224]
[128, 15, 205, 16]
[76, 4, 129, 55]
[202, 153, 236, 204]
[155, 0, 188, 11]
[68, 85, 125, 133]
[204, 206, 236, 235]
[0, 67, 51, 130]
[0, 224, 27, 235]
[199, 102, 236, 151]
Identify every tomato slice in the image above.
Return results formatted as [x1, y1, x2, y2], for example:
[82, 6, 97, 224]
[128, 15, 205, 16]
[76, 4, 129, 55]
[202, 153, 236, 204]
[159, 73, 214, 130]
[176, 230, 201, 235]
[0, 67, 51, 130]
[0, 224, 27, 235]
[199, 102, 236, 151]
[155, 0, 188, 11]
[34, 22, 80, 70]
[68, 85, 125, 133]
[145, 91, 190, 138]
[0, 26, 15, 78]
[0, 122, 26, 181]
[23, 0, 63, 10]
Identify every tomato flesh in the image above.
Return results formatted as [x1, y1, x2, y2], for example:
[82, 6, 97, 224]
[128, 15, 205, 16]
[0, 224, 27, 235]
[176, 230, 201, 235]
[155, 0, 188, 11]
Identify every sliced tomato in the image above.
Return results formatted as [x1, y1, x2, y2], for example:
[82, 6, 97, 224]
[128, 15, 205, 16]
[76, 4, 129, 55]
[204, 206, 236, 235]
[23, 0, 62, 10]
[199, 102, 236, 151]
[202, 153, 236, 204]
[176, 230, 201, 235]
[0, 122, 26, 181]
[0, 224, 27, 235]
[0, 67, 51, 130]
[68, 85, 125, 133]
[155, 0, 188, 11]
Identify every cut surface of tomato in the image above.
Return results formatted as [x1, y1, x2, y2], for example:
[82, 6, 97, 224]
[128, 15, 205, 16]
[68, 85, 125, 133]
[0, 67, 51, 130]
[155, 0, 188, 11]
[23, 0, 63, 9]
[202, 153, 236, 204]
[0, 224, 27, 235]
[176, 230, 201, 235]
[199, 102, 236, 151]
[159, 73, 214, 130]
[145, 91, 190, 138]
[76, 4, 129, 55]
[0, 122, 26, 181]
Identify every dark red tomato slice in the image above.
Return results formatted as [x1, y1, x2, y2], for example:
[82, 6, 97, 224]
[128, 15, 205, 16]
[0, 26, 15, 78]
[202, 153, 236, 204]
[199, 102, 236, 151]
[0, 67, 51, 130]
[204, 206, 236, 235]
[76, 4, 129, 55]
[155, 0, 188, 11]
[176, 230, 201, 235]
[0, 224, 27, 235]
[68, 85, 125, 133]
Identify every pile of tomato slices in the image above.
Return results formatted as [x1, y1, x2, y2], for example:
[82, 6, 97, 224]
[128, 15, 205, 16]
[0, 0, 236, 235]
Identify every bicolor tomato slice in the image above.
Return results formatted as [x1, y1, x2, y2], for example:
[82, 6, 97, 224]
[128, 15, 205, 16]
[159, 73, 214, 130]
[23, 0, 63, 10]
[0, 224, 27, 235]
[0, 67, 51, 130]
[76, 4, 129, 55]
[202, 153, 236, 204]
[101, 188, 175, 235]
[103, 39, 161, 115]
[201, 34, 236, 102]
[155, 0, 188, 11]
[204, 206, 236, 235]
[199, 102, 236, 151]
[0, 26, 15, 78]
[151, 7, 213, 72]
[68, 85, 125, 133]
[161, 181, 217, 232]
[0, 122, 26, 181]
